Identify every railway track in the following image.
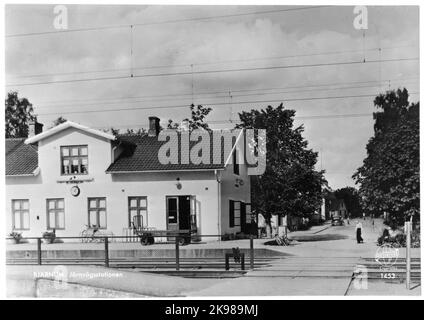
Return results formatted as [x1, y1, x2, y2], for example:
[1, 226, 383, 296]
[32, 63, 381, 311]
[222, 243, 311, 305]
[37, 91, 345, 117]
[6, 256, 278, 270]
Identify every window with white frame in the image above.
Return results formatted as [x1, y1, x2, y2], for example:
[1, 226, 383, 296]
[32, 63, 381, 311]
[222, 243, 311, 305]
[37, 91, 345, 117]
[233, 201, 241, 227]
[61, 145, 88, 175]
[229, 200, 241, 228]
[88, 197, 107, 229]
[12, 199, 30, 230]
[47, 198, 65, 230]
[128, 197, 148, 228]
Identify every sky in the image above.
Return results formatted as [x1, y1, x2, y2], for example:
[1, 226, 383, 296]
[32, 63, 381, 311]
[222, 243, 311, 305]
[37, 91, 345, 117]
[4, 5, 420, 189]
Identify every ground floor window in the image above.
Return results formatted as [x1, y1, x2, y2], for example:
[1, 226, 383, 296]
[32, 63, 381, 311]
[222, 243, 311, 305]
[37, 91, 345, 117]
[128, 196, 148, 228]
[12, 199, 30, 230]
[88, 197, 107, 229]
[47, 198, 65, 230]
[229, 200, 242, 228]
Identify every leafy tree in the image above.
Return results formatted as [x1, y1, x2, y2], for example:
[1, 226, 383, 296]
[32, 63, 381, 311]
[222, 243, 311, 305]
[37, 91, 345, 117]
[110, 128, 120, 135]
[52, 116, 67, 127]
[125, 128, 146, 135]
[5, 91, 36, 138]
[353, 89, 419, 226]
[237, 104, 326, 224]
[334, 187, 362, 218]
[167, 104, 212, 130]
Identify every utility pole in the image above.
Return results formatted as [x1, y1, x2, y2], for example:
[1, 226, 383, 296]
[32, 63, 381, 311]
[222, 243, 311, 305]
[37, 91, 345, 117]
[405, 219, 411, 290]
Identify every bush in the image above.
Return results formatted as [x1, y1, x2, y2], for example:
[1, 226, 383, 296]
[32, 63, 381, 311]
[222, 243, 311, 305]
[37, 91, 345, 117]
[377, 228, 420, 248]
[42, 229, 56, 244]
[9, 232, 22, 244]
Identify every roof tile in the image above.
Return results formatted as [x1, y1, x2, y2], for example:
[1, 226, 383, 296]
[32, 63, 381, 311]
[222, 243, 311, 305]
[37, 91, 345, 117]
[6, 138, 38, 176]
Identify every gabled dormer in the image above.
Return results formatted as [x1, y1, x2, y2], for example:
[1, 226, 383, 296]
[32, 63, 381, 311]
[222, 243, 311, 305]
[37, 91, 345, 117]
[23, 121, 116, 183]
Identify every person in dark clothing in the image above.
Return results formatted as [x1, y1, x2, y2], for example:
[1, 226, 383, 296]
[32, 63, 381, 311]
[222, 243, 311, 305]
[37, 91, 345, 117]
[356, 221, 363, 243]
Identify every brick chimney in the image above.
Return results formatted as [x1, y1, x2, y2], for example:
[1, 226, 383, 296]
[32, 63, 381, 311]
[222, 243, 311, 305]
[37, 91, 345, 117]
[28, 120, 43, 137]
[148, 116, 160, 137]
[180, 119, 189, 131]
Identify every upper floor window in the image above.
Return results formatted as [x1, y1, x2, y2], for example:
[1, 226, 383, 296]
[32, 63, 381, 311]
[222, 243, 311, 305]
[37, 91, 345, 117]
[12, 199, 30, 230]
[61, 145, 88, 175]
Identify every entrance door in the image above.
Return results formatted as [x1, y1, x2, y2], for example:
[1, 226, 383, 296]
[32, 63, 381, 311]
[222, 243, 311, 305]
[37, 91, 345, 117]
[167, 197, 179, 234]
[178, 195, 191, 231]
[241, 203, 255, 234]
[166, 195, 192, 239]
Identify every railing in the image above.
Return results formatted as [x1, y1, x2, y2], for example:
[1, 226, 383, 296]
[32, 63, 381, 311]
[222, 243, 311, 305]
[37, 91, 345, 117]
[6, 234, 256, 271]
[122, 228, 138, 242]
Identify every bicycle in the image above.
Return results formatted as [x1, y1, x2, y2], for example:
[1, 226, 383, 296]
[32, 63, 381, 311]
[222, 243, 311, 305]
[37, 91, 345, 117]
[275, 234, 291, 246]
[80, 224, 102, 243]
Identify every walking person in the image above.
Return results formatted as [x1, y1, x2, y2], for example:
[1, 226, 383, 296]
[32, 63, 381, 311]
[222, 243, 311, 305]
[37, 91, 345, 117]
[356, 220, 363, 243]
[363, 212, 366, 220]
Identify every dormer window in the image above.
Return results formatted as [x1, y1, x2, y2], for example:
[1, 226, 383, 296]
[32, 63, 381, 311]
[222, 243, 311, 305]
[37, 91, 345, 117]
[61, 145, 88, 175]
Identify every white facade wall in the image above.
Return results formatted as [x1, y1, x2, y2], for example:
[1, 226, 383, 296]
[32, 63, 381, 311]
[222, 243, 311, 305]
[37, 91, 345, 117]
[6, 127, 250, 241]
[219, 150, 251, 235]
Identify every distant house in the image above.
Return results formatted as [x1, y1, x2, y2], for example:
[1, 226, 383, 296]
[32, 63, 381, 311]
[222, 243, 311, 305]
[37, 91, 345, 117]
[318, 189, 337, 221]
[5, 117, 251, 241]
[329, 199, 347, 219]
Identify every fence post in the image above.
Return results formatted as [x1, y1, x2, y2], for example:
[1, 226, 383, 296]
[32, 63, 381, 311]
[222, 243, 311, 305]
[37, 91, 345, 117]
[406, 221, 411, 290]
[175, 237, 180, 271]
[250, 234, 254, 269]
[104, 237, 109, 268]
[37, 238, 42, 265]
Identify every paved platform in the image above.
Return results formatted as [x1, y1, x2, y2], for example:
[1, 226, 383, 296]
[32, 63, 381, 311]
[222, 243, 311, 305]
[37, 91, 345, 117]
[6, 218, 421, 297]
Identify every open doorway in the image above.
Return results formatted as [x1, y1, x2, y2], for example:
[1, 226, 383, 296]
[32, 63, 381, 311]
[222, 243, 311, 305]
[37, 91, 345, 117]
[166, 195, 197, 239]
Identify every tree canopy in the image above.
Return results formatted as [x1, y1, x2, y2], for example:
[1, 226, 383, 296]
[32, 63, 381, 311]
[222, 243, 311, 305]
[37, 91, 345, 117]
[51, 116, 67, 128]
[353, 88, 419, 225]
[237, 104, 326, 221]
[5, 91, 36, 138]
[167, 104, 212, 130]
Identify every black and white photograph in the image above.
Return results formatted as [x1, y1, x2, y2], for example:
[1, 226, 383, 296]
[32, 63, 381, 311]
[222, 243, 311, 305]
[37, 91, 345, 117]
[1, 2, 422, 302]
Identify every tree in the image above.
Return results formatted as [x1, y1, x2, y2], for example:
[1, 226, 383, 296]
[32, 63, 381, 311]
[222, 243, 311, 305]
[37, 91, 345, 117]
[167, 104, 212, 130]
[334, 187, 361, 218]
[5, 91, 36, 138]
[125, 128, 146, 135]
[236, 103, 326, 224]
[52, 116, 67, 127]
[353, 89, 419, 226]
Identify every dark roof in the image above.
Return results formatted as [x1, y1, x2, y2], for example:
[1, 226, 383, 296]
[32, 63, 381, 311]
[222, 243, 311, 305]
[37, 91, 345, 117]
[106, 132, 234, 173]
[6, 138, 38, 176]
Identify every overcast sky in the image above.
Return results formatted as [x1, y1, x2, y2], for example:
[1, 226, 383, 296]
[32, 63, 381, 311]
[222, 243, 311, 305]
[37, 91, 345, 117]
[5, 5, 419, 189]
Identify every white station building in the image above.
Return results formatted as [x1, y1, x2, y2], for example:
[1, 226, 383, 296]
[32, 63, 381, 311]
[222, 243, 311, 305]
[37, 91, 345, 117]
[5, 117, 252, 241]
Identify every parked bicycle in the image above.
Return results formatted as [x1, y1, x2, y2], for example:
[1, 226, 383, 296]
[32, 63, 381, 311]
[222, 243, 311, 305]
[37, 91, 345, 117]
[274, 234, 291, 246]
[80, 224, 103, 243]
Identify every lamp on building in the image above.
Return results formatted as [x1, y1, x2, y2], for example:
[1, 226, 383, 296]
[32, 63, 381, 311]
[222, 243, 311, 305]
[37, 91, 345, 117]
[176, 177, 182, 190]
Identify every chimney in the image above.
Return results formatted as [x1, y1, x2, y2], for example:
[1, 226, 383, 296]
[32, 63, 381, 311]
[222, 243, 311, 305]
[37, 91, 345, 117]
[28, 120, 43, 137]
[148, 116, 160, 137]
[180, 119, 189, 131]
